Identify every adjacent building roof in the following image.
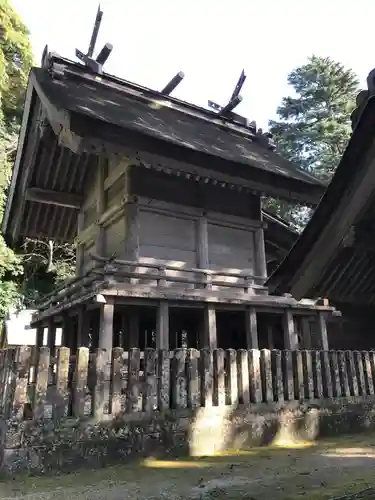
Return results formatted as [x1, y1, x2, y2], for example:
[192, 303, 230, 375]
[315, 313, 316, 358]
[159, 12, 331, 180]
[267, 74, 375, 306]
[3, 52, 326, 243]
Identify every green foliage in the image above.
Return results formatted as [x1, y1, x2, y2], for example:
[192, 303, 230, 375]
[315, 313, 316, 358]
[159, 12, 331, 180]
[0, 1, 76, 317]
[0, 0, 33, 130]
[267, 56, 360, 227]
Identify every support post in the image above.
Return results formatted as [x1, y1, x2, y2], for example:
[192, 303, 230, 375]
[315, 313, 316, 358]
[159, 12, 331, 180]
[202, 303, 217, 349]
[156, 300, 169, 350]
[301, 317, 312, 349]
[317, 312, 329, 350]
[129, 308, 140, 348]
[47, 319, 56, 355]
[36, 326, 44, 348]
[245, 307, 258, 349]
[76, 305, 90, 348]
[253, 227, 267, 283]
[98, 299, 114, 351]
[283, 310, 299, 350]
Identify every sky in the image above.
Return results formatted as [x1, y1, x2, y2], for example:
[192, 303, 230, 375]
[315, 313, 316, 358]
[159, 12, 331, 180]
[12, 0, 375, 130]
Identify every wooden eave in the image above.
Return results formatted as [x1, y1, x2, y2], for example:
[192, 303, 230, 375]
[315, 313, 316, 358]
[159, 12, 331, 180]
[3, 56, 326, 243]
[267, 95, 375, 305]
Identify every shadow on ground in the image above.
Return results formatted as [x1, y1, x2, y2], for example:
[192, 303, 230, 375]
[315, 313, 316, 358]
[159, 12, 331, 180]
[2, 433, 375, 499]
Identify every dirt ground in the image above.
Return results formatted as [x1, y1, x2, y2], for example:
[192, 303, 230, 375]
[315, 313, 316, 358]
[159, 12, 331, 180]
[2, 433, 375, 500]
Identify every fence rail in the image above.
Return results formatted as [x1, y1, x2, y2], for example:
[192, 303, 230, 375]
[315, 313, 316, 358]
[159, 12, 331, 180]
[2, 347, 375, 423]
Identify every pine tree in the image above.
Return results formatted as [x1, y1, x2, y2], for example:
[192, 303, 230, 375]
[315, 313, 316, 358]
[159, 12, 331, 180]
[267, 56, 359, 228]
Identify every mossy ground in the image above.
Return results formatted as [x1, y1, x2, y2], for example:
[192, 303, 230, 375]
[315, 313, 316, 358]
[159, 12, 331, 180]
[2, 433, 375, 499]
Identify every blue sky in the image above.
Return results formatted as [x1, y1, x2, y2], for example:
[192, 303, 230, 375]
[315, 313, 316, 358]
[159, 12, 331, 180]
[13, 0, 373, 130]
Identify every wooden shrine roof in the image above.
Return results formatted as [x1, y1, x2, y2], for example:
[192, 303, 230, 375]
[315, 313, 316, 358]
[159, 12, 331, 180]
[267, 72, 375, 305]
[3, 53, 325, 243]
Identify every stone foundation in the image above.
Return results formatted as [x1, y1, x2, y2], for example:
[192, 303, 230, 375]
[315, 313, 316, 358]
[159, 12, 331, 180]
[2, 397, 375, 476]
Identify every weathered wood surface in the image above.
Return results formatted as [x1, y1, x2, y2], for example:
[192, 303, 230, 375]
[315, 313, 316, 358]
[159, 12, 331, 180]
[1, 347, 375, 425]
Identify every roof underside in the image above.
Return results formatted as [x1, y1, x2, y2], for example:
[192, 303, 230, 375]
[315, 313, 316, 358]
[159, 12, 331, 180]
[267, 94, 375, 306]
[4, 54, 325, 243]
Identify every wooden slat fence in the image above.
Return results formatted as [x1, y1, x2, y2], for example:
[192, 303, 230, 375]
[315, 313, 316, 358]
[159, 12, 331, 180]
[1, 347, 375, 423]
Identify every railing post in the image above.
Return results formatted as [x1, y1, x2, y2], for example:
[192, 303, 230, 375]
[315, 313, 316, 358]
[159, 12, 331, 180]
[226, 349, 238, 406]
[73, 347, 89, 418]
[143, 348, 157, 412]
[213, 349, 225, 406]
[110, 347, 124, 415]
[237, 350, 250, 405]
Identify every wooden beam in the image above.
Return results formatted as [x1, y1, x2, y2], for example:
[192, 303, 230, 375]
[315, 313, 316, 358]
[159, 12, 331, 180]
[26, 187, 83, 209]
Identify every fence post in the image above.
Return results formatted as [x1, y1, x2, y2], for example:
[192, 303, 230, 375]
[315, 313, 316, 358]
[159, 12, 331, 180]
[143, 348, 157, 412]
[329, 351, 342, 398]
[249, 349, 262, 403]
[293, 351, 304, 400]
[226, 349, 238, 406]
[272, 350, 284, 402]
[354, 351, 366, 396]
[302, 350, 314, 400]
[362, 351, 374, 396]
[11, 347, 32, 418]
[93, 348, 112, 418]
[126, 348, 141, 412]
[53, 347, 70, 421]
[172, 349, 187, 409]
[157, 349, 170, 411]
[110, 347, 124, 416]
[260, 349, 273, 403]
[346, 351, 359, 397]
[32, 347, 50, 420]
[72, 347, 89, 418]
[282, 350, 294, 401]
[200, 349, 213, 407]
[321, 351, 333, 398]
[213, 349, 225, 406]
[338, 350, 350, 397]
[187, 349, 200, 409]
[237, 349, 250, 405]
[312, 350, 323, 399]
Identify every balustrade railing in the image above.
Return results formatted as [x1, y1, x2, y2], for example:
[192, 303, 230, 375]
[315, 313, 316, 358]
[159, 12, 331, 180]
[2, 347, 374, 424]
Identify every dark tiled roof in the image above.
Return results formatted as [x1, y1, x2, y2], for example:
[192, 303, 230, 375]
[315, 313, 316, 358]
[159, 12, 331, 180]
[33, 59, 323, 187]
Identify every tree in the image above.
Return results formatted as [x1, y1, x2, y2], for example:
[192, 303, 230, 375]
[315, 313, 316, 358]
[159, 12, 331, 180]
[267, 56, 359, 228]
[0, 0, 34, 132]
[0, 1, 76, 316]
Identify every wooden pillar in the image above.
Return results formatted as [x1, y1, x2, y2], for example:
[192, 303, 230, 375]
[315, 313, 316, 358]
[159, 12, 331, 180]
[36, 326, 44, 349]
[129, 309, 140, 348]
[267, 325, 274, 350]
[245, 307, 258, 349]
[253, 227, 267, 283]
[76, 211, 85, 276]
[202, 303, 217, 349]
[301, 317, 312, 349]
[283, 310, 299, 350]
[98, 299, 114, 351]
[95, 156, 106, 257]
[47, 319, 56, 354]
[76, 305, 90, 348]
[196, 215, 209, 268]
[156, 300, 169, 350]
[317, 312, 329, 351]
